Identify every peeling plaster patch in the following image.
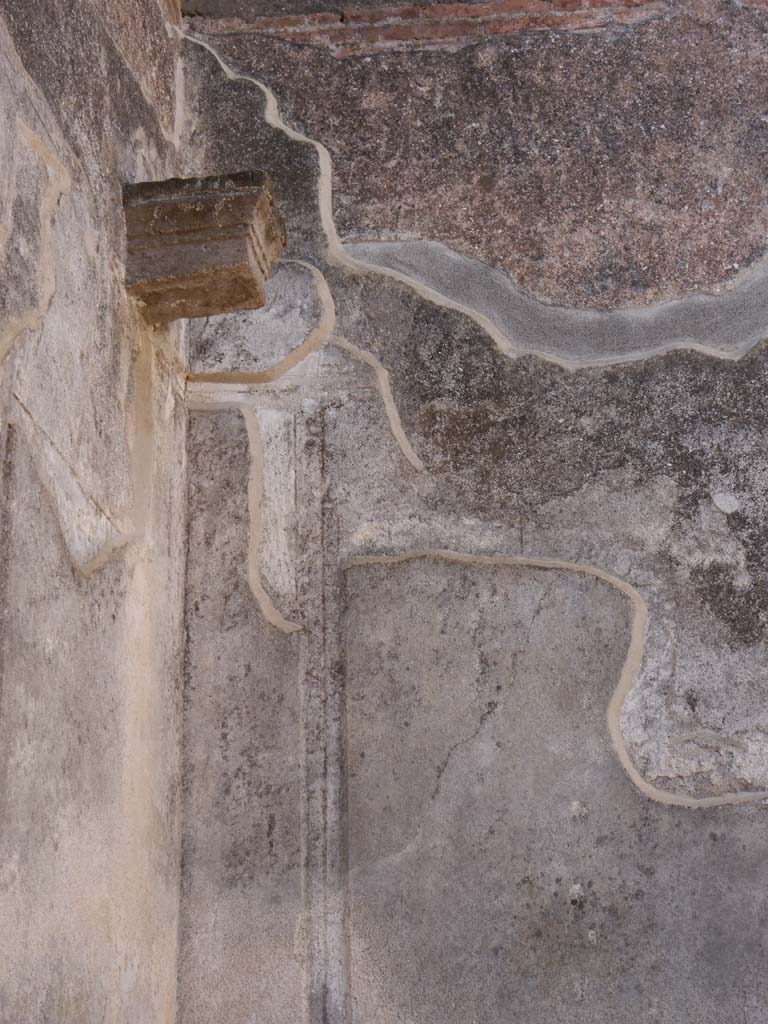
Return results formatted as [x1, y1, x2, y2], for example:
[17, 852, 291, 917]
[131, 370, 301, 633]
[12, 395, 133, 575]
[345, 549, 768, 809]
[345, 239, 768, 368]
[186, 5, 768, 313]
[0, 118, 71, 366]
[181, 29, 768, 373]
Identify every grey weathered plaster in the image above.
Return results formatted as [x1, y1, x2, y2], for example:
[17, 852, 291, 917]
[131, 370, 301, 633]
[343, 557, 768, 1023]
[345, 238, 768, 367]
[0, 6, 187, 1021]
[173, 12, 768, 1023]
[187, 260, 326, 376]
[179, 411, 305, 1024]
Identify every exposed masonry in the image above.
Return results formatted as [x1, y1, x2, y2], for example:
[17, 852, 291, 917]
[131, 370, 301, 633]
[179, 28, 768, 812]
[188, 0, 668, 57]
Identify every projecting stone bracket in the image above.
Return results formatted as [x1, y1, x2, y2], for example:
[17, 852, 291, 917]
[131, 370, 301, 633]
[122, 171, 286, 322]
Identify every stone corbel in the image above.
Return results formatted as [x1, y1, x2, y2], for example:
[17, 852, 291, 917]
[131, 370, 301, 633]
[123, 171, 286, 322]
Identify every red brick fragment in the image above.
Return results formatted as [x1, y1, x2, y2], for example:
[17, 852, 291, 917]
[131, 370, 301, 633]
[424, 0, 550, 19]
[193, 0, 669, 54]
[343, 5, 423, 25]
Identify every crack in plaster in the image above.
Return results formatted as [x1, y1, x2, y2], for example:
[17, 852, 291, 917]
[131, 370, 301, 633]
[430, 697, 499, 801]
[344, 550, 768, 809]
[0, 118, 71, 367]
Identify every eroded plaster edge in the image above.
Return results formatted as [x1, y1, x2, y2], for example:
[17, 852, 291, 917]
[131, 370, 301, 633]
[330, 335, 424, 471]
[242, 407, 303, 633]
[344, 549, 768, 809]
[186, 258, 336, 385]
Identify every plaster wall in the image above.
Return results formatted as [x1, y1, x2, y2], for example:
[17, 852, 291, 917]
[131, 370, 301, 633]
[176, 7, 768, 1022]
[3, 2, 768, 1022]
[0, 3, 187, 1020]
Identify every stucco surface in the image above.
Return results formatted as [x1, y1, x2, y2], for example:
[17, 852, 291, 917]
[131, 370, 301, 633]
[179, 411, 305, 1024]
[177, 11, 768, 1020]
[3, 1, 768, 1022]
[0, 5, 186, 1021]
[343, 558, 768, 1022]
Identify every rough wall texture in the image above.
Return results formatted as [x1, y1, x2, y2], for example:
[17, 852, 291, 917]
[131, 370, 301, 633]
[187, 0, 768, 309]
[4, 0, 768, 1021]
[179, 410, 304, 1024]
[0, 3, 187, 1021]
[177, 3, 768, 1021]
[182, 0, 667, 20]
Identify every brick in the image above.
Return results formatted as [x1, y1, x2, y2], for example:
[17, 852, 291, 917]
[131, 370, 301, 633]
[366, 18, 482, 40]
[611, 3, 665, 24]
[249, 10, 342, 30]
[483, 8, 609, 31]
[424, 0, 550, 19]
[482, 14, 547, 32]
[123, 172, 286, 322]
[343, 5, 424, 25]
[203, 0, 668, 53]
[581, 0, 654, 8]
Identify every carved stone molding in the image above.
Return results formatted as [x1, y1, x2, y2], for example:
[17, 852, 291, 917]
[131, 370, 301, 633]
[123, 171, 286, 322]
